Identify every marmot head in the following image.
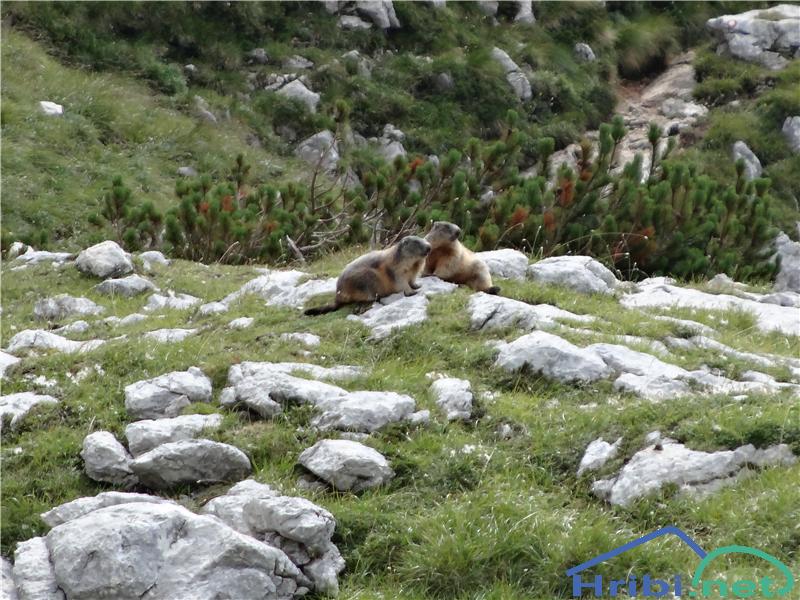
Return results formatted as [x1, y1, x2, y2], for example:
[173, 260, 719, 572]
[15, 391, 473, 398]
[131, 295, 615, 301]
[397, 235, 432, 259]
[425, 221, 461, 246]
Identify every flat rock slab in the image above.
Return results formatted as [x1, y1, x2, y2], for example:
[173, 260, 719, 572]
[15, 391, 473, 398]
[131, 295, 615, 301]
[13, 249, 72, 265]
[75, 240, 133, 279]
[125, 413, 224, 456]
[468, 292, 594, 331]
[622, 279, 800, 336]
[81, 431, 137, 486]
[42, 502, 307, 599]
[144, 291, 201, 312]
[430, 377, 473, 421]
[221, 270, 307, 306]
[143, 328, 198, 343]
[124, 367, 212, 420]
[95, 274, 157, 297]
[311, 391, 416, 432]
[130, 439, 251, 489]
[5, 330, 105, 355]
[474, 249, 529, 280]
[347, 293, 429, 340]
[0, 392, 58, 430]
[527, 255, 618, 295]
[268, 277, 337, 309]
[594, 440, 796, 506]
[298, 439, 394, 492]
[280, 332, 320, 347]
[41, 492, 175, 527]
[494, 331, 613, 383]
[34, 294, 104, 321]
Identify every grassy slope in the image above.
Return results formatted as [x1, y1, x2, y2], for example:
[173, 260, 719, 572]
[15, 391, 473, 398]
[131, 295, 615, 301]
[0, 29, 301, 250]
[2, 252, 798, 599]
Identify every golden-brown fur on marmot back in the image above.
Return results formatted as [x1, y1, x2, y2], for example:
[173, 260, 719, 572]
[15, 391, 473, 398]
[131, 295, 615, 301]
[304, 236, 432, 315]
[424, 221, 499, 294]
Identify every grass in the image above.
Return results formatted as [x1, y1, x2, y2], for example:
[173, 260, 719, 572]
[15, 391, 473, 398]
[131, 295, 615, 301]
[2, 249, 799, 598]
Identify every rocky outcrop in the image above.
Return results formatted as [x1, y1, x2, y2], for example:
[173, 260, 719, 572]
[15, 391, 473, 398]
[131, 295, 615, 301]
[40, 492, 176, 527]
[144, 290, 201, 312]
[75, 241, 133, 279]
[355, 1, 400, 29]
[707, 4, 800, 71]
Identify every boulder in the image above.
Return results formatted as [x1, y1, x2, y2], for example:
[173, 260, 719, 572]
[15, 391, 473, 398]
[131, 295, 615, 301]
[95, 275, 157, 297]
[41, 492, 175, 527]
[782, 116, 800, 153]
[355, 0, 400, 29]
[474, 249, 529, 280]
[53, 320, 90, 335]
[574, 42, 596, 61]
[774, 232, 800, 293]
[374, 137, 406, 162]
[282, 55, 314, 70]
[494, 331, 613, 382]
[246, 47, 269, 64]
[197, 301, 229, 316]
[81, 431, 137, 486]
[468, 292, 594, 331]
[732, 140, 762, 180]
[430, 377, 473, 421]
[138, 251, 171, 272]
[229, 317, 255, 329]
[39, 101, 63, 116]
[176, 166, 197, 177]
[75, 241, 133, 279]
[124, 367, 212, 420]
[280, 332, 321, 347]
[277, 79, 320, 113]
[6, 241, 30, 260]
[5, 329, 105, 355]
[143, 328, 198, 343]
[476, 1, 498, 16]
[104, 313, 148, 327]
[12, 537, 63, 600]
[220, 269, 306, 305]
[130, 439, 251, 489]
[577, 437, 622, 475]
[44, 502, 307, 599]
[612, 373, 691, 401]
[124, 413, 224, 457]
[347, 293, 429, 339]
[586, 343, 688, 379]
[528, 256, 618, 294]
[143, 291, 201, 312]
[34, 294, 104, 321]
[0, 351, 21, 379]
[268, 277, 338, 309]
[339, 15, 372, 30]
[513, 0, 535, 24]
[200, 479, 278, 537]
[311, 391, 416, 432]
[298, 439, 394, 491]
[1, 556, 16, 600]
[295, 130, 340, 174]
[490, 47, 531, 101]
[0, 392, 58, 430]
[660, 98, 708, 119]
[13, 249, 72, 265]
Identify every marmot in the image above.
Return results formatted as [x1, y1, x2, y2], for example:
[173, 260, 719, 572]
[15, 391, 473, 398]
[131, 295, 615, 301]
[424, 221, 500, 294]
[304, 236, 432, 315]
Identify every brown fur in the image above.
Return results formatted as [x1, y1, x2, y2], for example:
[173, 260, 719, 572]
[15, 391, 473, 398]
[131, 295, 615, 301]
[305, 236, 431, 315]
[424, 222, 499, 294]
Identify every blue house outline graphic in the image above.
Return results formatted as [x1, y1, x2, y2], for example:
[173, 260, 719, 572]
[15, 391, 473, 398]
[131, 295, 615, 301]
[566, 526, 707, 576]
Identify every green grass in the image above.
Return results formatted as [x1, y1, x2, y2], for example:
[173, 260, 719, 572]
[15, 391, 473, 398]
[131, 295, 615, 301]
[2, 250, 799, 598]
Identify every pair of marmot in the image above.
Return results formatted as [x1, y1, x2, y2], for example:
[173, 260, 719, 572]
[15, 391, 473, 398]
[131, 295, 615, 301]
[305, 221, 498, 316]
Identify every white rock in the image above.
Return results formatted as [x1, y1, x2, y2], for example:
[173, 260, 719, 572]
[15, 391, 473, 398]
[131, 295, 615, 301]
[277, 79, 320, 113]
[774, 232, 800, 293]
[660, 98, 708, 119]
[243, 495, 335, 554]
[75, 240, 133, 279]
[513, 0, 535, 24]
[374, 138, 407, 162]
[473, 249, 529, 280]
[13, 249, 71, 265]
[689, 335, 775, 368]
[0, 392, 58, 430]
[39, 100, 63, 116]
[138, 250, 170, 272]
[269, 277, 338, 309]
[732, 140, 763, 180]
[298, 439, 394, 491]
[587, 343, 688, 379]
[53, 320, 90, 335]
[41, 492, 175, 527]
[468, 292, 594, 331]
[574, 42, 595, 61]
[200, 479, 278, 537]
[760, 291, 800, 307]
[34, 295, 104, 321]
[143, 328, 198, 343]
[0, 351, 21, 379]
[229, 317, 255, 330]
[612, 373, 691, 401]
[347, 293, 429, 340]
[339, 14, 372, 30]
[652, 314, 716, 335]
[81, 431, 137, 486]
[490, 48, 531, 100]
[295, 130, 340, 174]
[144, 290, 201, 312]
[124, 367, 212, 420]
[578, 437, 622, 475]
[95, 274, 157, 297]
[312, 391, 416, 432]
[282, 55, 314, 70]
[7, 241, 30, 259]
[124, 413, 224, 457]
[408, 409, 431, 425]
[44, 502, 307, 599]
[221, 270, 307, 306]
[280, 332, 321, 347]
[5, 329, 104, 355]
[131, 439, 251, 489]
[1, 556, 16, 600]
[355, 0, 400, 29]
[430, 378, 473, 421]
[782, 115, 800, 153]
[198, 301, 229, 316]
[476, 1, 498, 16]
[528, 256, 618, 294]
[13, 537, 63, 600]
[622, 278, 800, 336]
[494, 331, 613, 382]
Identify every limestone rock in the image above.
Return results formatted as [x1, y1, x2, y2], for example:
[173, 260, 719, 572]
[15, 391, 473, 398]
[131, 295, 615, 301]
[75, 241, 133, 279]
[124, 367, 212, 420]
[124, 413, 224, 457]
[474, 249, 529, 280]
[430, 377, 473, 421]
[528, 256, 618, 294]
[295, 130, 340, 174]
[277, 79, 320, 113]
[144, 291, 201, 312]
[312, 391, 416, 432]
[12, 537, 63, 600]
[578, 437, 622, 475]
[0, 392, 58, 430]
[143, 328, 198, 343]
[298, 439, 394, 491]
[39, 101, 63, 117]
[130, 439, 251, 489]
[355, 1, 400, 29]
[34, 295, 104, 321]
[574, 42, 595, 61]
[732, 140, 762, 180]
[40, 492, 175, 527]
[782, 116, 800, 153]
[81, 431, 137, 486]
[5, 329, 105, 355]
[774, 232, 800, 293]
[468, 292, 594, 331]
[95, 274, 157, 297]
[0, 351, 21, 379]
